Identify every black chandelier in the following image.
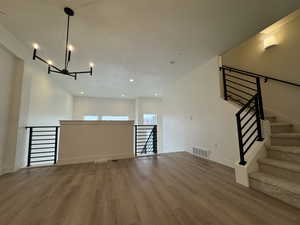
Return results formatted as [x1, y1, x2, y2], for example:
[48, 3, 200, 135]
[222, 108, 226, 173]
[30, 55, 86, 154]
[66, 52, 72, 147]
[32, 7, 94, 80]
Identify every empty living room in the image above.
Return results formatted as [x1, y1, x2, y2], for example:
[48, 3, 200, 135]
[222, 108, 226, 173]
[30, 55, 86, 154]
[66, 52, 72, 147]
[1, 0, 300, 224]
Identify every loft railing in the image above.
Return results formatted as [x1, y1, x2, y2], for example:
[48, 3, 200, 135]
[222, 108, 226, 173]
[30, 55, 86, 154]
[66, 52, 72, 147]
[25, 126, 59, 167]
[135, 125, 157, 156]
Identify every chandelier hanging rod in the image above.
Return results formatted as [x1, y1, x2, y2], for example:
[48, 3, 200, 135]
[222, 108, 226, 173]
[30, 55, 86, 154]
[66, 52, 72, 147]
[32, 7, 94, 80]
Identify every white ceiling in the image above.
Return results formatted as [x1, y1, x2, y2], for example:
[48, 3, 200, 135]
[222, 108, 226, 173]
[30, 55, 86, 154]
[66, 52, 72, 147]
[0, 0, 300, 98]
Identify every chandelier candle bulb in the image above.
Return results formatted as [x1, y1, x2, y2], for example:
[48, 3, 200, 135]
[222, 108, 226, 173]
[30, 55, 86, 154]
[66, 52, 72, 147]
[33, 43, 39, 50]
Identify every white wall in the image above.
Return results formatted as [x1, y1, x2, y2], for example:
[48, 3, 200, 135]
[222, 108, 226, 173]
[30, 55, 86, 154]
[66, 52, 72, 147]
[135, 97, 163, 152]
[0, 24, 73, 172]
[27, 67, 73, 126]
[73, 96, 135, 121]
[222, 12, 300, 126]
[0, 44, 20, 173]
[162, 57, 240, 167]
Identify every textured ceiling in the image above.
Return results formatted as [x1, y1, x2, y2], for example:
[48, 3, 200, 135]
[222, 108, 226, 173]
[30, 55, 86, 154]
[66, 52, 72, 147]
[0, 0, 300, 98]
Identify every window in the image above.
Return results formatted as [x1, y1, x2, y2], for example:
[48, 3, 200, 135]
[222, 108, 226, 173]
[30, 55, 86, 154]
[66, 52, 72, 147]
[101, 116, 129, 121]
[83, 115, 99, 121]
[143, 114, 157, 125]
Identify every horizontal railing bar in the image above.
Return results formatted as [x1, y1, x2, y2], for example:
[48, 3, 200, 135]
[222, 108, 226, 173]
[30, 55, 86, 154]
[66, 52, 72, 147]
[32, 135, 56, 137]
[241, 112, 256, 130]
[225, 79, 257, 91]
[228, 96, 246, 106]
[32, 139, 56, 141]
[31, 143, 55, 146]
[222, 66, 300, 88]
[242, 120, 257, 139]
[243, 128, 258, 146]
[243, 136, 259, 155]
[225, 74, 257, 85]
[31, 160, 55, 163]
[236, 94, 257, 116]
[31, 151, 55, 154]
[227, 91, 250, 102]
[30, 155, 55, 159]
[32, 130, 56, 133]
[136, 149, 154, 151]
[26, 126, 60, 129]
[240, 105, 256, 121]
[31, 147, 55, 150]
[227, 85, 254, 97]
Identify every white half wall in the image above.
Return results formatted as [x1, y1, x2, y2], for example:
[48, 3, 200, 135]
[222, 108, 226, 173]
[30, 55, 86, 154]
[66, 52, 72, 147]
[162, 56, 240, 167]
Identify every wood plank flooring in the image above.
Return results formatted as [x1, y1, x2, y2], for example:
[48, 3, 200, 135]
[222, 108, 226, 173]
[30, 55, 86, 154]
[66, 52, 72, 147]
[0, 152, 299, 225]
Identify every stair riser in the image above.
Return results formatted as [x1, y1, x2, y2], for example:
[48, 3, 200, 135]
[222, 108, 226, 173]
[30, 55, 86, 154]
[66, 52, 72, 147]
[271, 126, 293, 133]
[249, 178, 300, 209]
[268, 150, 300, 164]
[259, 164, 300, 184]
[271, 137, 300, 146]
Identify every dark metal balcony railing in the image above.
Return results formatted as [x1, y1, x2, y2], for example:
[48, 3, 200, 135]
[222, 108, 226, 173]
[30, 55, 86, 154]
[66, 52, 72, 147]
[135, 125, 157, 156]
[26, 126, 59, 167]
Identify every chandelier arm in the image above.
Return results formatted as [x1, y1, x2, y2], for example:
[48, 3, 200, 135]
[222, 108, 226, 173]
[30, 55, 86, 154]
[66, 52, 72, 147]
[49, 69, 76, 78]
[69, 70, 91, 75]
[34, 54, 63, 72]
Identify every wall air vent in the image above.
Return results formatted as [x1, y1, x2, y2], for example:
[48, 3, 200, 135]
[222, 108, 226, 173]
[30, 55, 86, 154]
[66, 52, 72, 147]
[192, 147, 211, 159]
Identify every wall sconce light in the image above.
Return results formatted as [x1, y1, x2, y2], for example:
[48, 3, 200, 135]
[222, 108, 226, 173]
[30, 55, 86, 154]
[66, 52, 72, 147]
[264, 36, 278, 49]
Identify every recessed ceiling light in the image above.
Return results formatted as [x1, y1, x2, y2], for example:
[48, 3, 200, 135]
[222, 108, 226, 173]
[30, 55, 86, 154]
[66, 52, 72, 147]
[80, 91, 85, 95]
[129, 78, 134, 82]
[154, 93, 159, 96]
[121, 94, 125, 97]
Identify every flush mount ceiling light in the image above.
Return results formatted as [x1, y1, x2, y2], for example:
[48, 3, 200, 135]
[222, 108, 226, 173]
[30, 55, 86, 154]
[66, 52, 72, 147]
[32, 7, 94, 80]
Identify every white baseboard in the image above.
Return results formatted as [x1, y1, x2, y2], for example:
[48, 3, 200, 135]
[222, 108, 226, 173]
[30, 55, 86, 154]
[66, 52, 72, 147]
[57, 152, 134, 165]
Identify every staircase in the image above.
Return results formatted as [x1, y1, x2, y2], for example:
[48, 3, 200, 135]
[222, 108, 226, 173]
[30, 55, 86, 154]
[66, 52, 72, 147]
[220, 66, 300, 209]
[249, 116, 300, 209]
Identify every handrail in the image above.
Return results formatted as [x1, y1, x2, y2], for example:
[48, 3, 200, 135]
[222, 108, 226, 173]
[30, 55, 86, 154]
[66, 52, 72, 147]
[26, 126, 60, 129]
[221, 65, 300, 88]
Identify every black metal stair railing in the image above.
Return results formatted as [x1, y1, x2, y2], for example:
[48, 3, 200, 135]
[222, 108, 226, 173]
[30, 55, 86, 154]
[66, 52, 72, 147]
[26, 126, 59, 167]
[135, 125, 157, 156]
[220, 66, 265, 165]
[235, 94, 263, 165]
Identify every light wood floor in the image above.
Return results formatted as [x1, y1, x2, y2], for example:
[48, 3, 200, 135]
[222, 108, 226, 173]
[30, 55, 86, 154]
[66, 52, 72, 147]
[0, 152, 299, 225]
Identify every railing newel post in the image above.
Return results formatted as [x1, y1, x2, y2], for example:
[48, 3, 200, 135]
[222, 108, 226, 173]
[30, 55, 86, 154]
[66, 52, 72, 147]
[256, 77, 265, 120]
[236, 114, 246, 165]
[254, 95, 264, 141]
[222, 67, 228, 101]
[27, 127, 33, 167]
